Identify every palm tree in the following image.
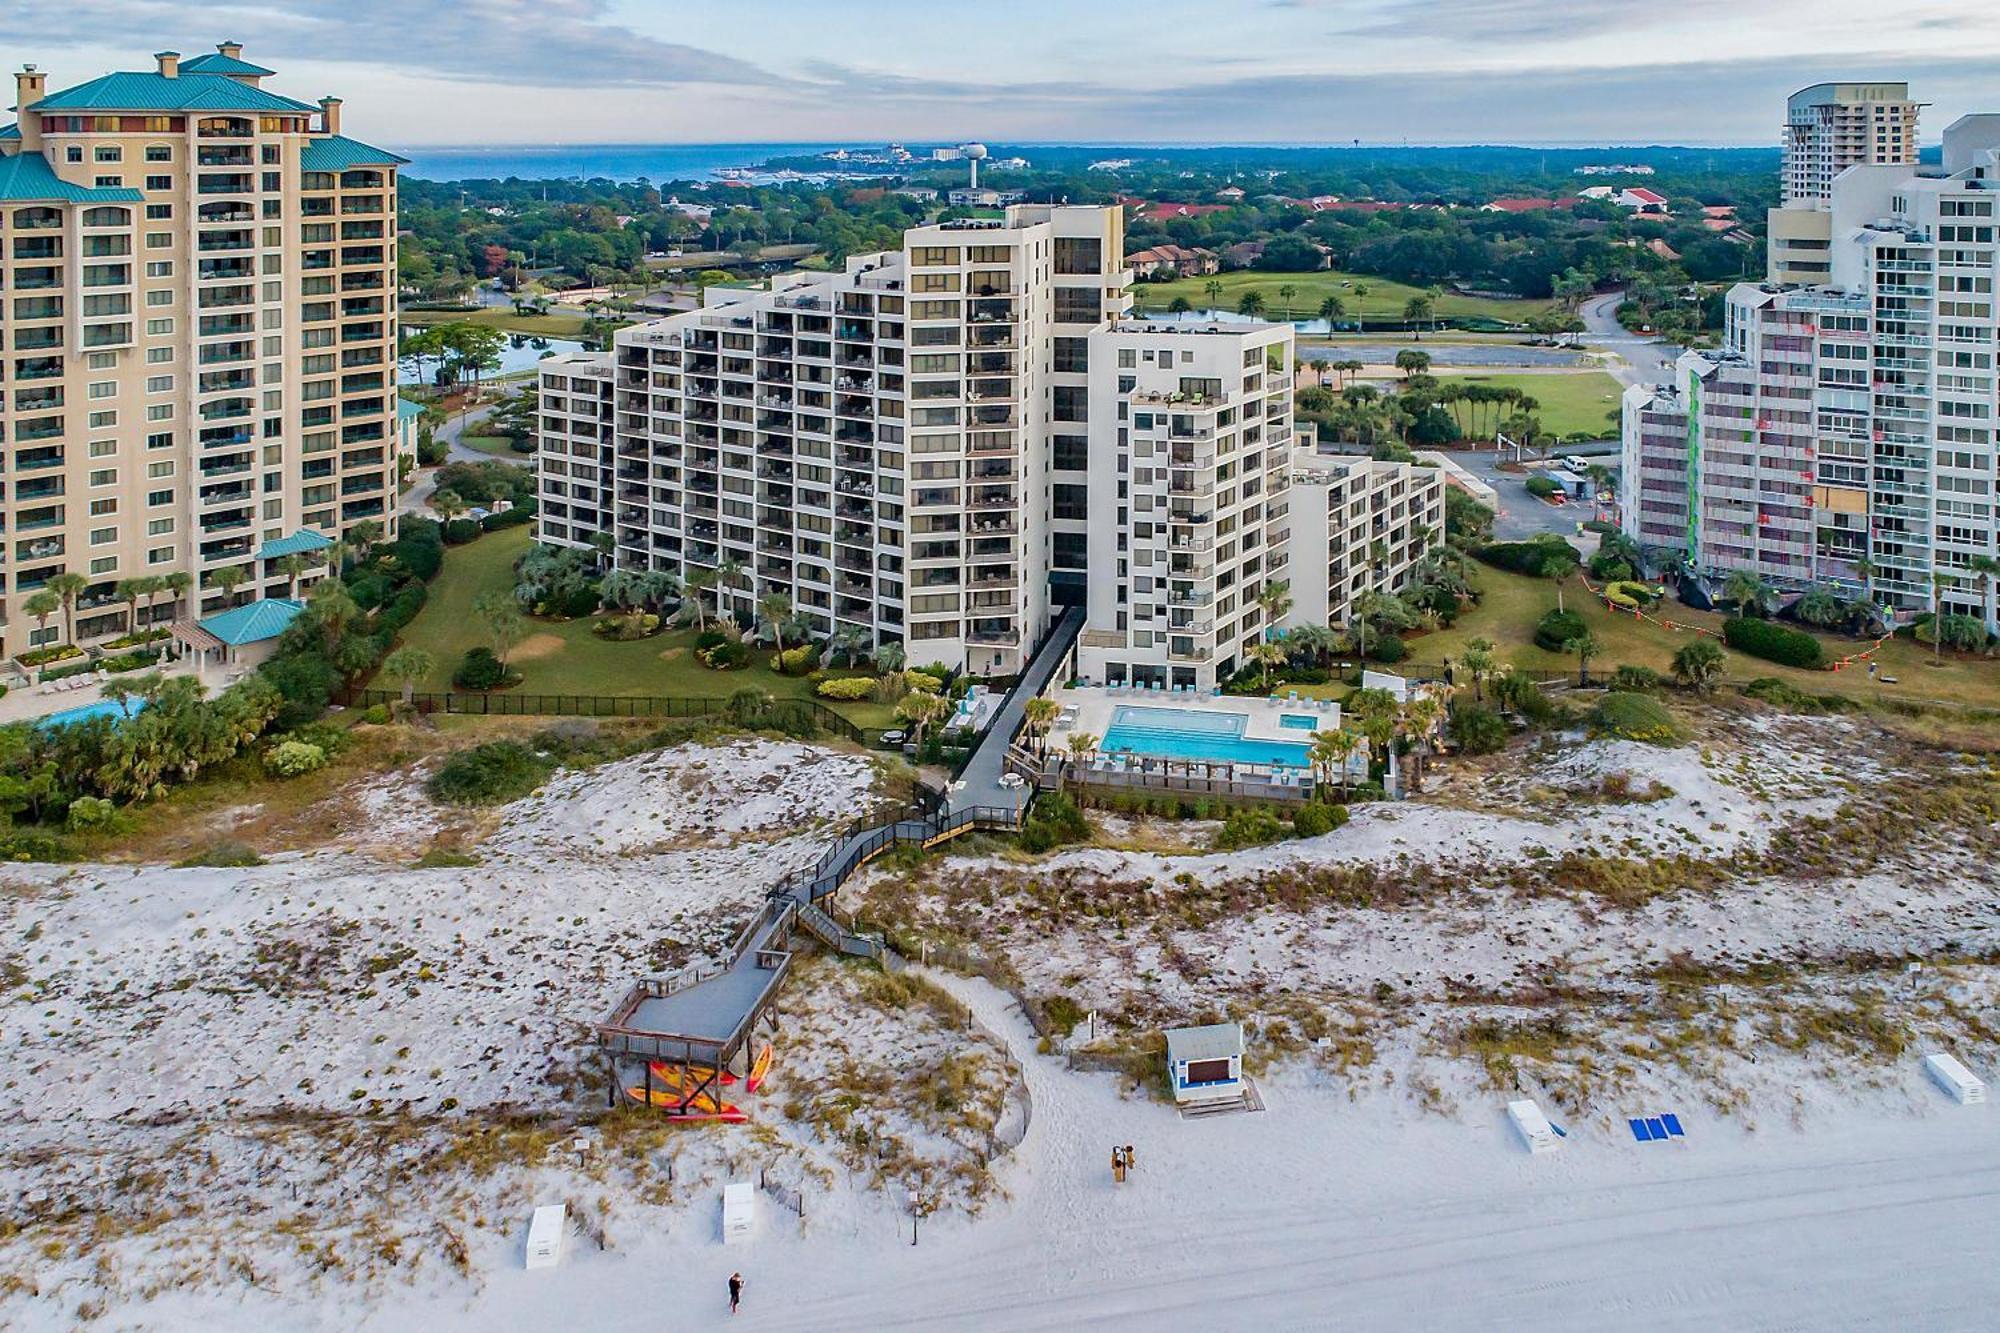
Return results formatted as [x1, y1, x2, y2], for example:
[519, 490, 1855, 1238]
[1930, 569, 1955, 665]
[432, 489, 467, 523]
[895, 689, 951, 752]
[161, 571, 193, 621]
[23, 589, 61, 649]
[1309, 356, 1331, 385]
[1401, 694, 1445, 789]
[681, 567, 718, 633]
[1255, 578, 1293, 632]
[756, 591, 793, 654]
[1277, 283, 1299, 320]
[1317, 296, 1345, 330]
[1065, 730, 1100, 778]
[1022, 696, 1060, 756]
[1203, 278, 1224, 308]
[872, 640, 906, 674]
[472, 590, 526, 669]
[1563, 632, 1601, 687]
[47, 572, 89, 647]
[1461, 637, 1496, 700]
[209, 564, 248, 611]
[1795, 585, 1843, 628]
[1671, 638, 1725, 693]
[277, 553, 310, 601]
[1350, 687, 1401, 771]
[1287, 622, 1337, 668]
[1403, 295, 1434, 338]
[1309, 728, 1361, 798]
[1967, 554, 2000, 634]
[348, 518, 384, 564]
[1723, 569, 1773, 618]
[114, 578, 151, 637]
[1237, 289, 1268, 318]
[1252, 641, 1289, 691]
[381, 645, 435, 706]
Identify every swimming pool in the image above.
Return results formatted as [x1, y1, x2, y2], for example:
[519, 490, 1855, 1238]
[1279, 713, 1320, 730]
[39, 697, 146, 729]
[1101, 705, 1314, 769]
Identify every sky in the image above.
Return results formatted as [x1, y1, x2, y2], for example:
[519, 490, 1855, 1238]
[6, 1, 2000, 147]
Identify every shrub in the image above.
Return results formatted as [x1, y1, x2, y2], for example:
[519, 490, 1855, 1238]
[1588, 692, 1684, 745]
[66, 796, 119, 832]
[264, 739, 329, 778]
[1911, 612, 1992, 652]
[177, 840, 266, 868]
[260, 651, 339, 730]
[426, 740, 555, 805]
[1214, 805, 1287, 850]
[1722, 616, 1825, 669]
[694, 629, 730, 652]
[1292, 801, 1349, 838]
[375, 584, 429, 634]
[1524, 475, 1559, 498]
[1602, 579, 1660, 609]
[1475, 534, 1579, 577]
[699, 640, 751, 670]
[1366, 635, 1408, 664]
[591, 612, 660, 640]
[482, 507, 532, 530]
[1608, 664, 1662, 693]
[1742, 677, 1854, 715]
[1020, 792, 1092, 853]
[361, 704, 391, 725]
[452, 647, 514, 690]
[18, 644, 83, 669]
[1449, 703, 1509, 754]
[442, 518, 482, 545]
[815, 676, 875, 700]
[1533, 608, 1589, 652]
[771, 645, 819, 676]
[556, 585, 601, 618]
[904, 669, 945, 694]
[385, 522, 444, 582]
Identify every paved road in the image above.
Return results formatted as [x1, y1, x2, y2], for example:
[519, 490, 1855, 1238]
[398, 401, 519, 517]
[1579, 291, 1677, 388]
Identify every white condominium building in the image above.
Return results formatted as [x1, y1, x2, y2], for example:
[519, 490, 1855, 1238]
[0, 45, 409, 658]
[1624, 113, 2000, 628]
[1771, 81, 1923, 284]
[1283, 454, 1444, 634]
[539, 205, 1439, 688]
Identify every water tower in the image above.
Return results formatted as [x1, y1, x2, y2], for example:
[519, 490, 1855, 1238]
[963, 143, 989, 190]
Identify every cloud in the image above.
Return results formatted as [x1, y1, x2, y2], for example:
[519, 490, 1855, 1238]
[0, 0, 779, 90]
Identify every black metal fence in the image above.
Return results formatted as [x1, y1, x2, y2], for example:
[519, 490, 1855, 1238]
[349, 688, 874, 745]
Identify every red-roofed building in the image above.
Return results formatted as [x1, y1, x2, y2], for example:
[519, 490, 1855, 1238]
[1126, 244, 1220, 278]
[1616, 186, 1669, 212]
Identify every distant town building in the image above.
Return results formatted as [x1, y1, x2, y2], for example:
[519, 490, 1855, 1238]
[1769, 81, 1924, 283]
[1574, 164, 1657, 176]
[1125, 244, 1219, 278]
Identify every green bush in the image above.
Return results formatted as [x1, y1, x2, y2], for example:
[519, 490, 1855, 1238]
[176, 840, 266, 868]
[591, 611, 660, 640]
[1608, 664, 1662, 693]
[1533, 608, 1589, 652]
[1449, 703, 1509, 754]
[1366, 635, 1408, 664]
[264, 739, 328, 778]
[1476, 534, 1579, 577]
[1019, 792, 1092, 853]
[699, 640, 751, 670]
[1525, 475, 1559, 498]
[361, 704, 391, 725]
[771, 644, 819, 676]
[1722, 616, 1825, 669]
[66, 796, 119, 831]
[1588, 691, 1685, 745]
[1214, 805, 1287, 850]
[442, 517, 482, 545]
[426, 740, 555, 805]
[1602, 579, 1661, 609]
[1292, 801, 1349, 838]
[904, 669, 945, 693]
[452, 647, 515, 690]
[1742, 677, 1855, 715]
[815, 675, 875, 700]
[693, 629, 730, 652]
[18, 644, 83, 669]
[555, 585, 601, 618]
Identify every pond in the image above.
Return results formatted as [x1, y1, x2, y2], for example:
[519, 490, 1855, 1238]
[397, 333, 591, 387]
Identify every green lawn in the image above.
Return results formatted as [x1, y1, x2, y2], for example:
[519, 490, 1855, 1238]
[396, 525, 898, 727]
[1430, 371, 1626, 439]
[459, 433, 532, 458]
[1406, 565, 2000, 711]
[1130, 269, 1556, 324]
[405, 307, 591, 337]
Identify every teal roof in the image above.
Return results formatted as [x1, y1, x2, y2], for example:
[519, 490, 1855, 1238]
[32, 71, 316, 114]
[180, 52, 276, 78]
[198, 597, 305, 647]
[301, 134, 409, 171]
[0, 124, 18, 141]
[256, 528, 336, 560]
[397, 397, 425, 424]
[0, 150, 144, 203]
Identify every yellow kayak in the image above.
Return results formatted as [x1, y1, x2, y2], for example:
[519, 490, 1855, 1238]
[625, 1086, 747, 1121]
[747, 1043, 774, 1093]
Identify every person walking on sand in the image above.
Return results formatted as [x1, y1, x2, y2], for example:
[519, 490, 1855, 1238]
[1124, 1144, 1136, 1173]
[729, 1272, 743, 1315]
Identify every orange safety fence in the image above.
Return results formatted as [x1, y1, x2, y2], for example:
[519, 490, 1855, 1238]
[1580, 575, 1892, 671]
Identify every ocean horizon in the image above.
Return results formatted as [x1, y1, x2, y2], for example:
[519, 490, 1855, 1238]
[394, 139, 1776, 184]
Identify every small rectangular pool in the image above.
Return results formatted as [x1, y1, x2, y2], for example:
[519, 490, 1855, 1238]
[1101, 705, 1314, 769]
[1279, 713, 1320, 730]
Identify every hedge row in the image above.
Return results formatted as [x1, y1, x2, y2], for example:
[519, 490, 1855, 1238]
[1722, 616, 1825, 669]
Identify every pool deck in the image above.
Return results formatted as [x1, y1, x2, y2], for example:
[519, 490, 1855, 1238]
[1050, 684, 1343, 751]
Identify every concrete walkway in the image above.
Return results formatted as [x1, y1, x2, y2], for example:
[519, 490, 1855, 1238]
[950, 605, 1086, 816]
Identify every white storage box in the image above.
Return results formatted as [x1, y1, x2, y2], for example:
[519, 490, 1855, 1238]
[1924, 1052, 1987, 1105]
[1507, 1099, 1559, 1154]
[722, 1181, 756, 1245]
[525, 1203, 566, 1270]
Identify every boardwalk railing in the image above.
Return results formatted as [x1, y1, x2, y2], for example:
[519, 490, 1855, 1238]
[350, 688, 873, 745]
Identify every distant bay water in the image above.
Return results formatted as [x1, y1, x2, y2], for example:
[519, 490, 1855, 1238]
[394, 142, 845, 183]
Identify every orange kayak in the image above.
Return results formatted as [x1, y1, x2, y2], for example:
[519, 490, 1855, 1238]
[647, 1060, 737, 1088]
[747, 1043, 774, 1094]
[625, 1086, 748, 1122]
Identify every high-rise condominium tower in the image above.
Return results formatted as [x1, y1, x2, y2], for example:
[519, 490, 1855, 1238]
[0, 44, 408, 658]
[1625, 112, 2000, 630]
[538, 204, 1439, 688]
[1771, 82, 1922, 283]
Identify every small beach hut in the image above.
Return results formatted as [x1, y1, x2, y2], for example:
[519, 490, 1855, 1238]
[1165, 1022, 1245, 1106]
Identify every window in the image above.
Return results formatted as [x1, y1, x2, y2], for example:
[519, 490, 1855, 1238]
[146, 318, 174, 336]
[148, 517, 175, 536]
[147, 431, 174, 450]
[145, 175, 171, 192]
[148, 546, 175, 565]
[147, 460, 174, 479]
[91, 527, 117, 546]
[145, 204, 172, 220]
[88, 440, 117, 458]
[146, 404, 174, 422]
[145, 289, 174, 307]
[88, 410, 117, 429]
[88, 380, 117, 399]
[86, 352, 116, 370]
[147, 489, 173, 507]
[146, 375, 173, 393]
[90, 468, 118, 487]
[94, 146, 122, 163]
[147, 232, 173, 249]
[66, 145, 84, 164]
[145, 261, 173, 278]
[145, 144, 172, 163]
[94, 175, 124, 189]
